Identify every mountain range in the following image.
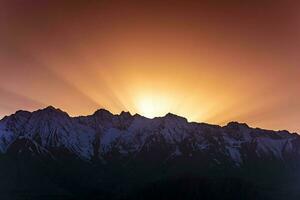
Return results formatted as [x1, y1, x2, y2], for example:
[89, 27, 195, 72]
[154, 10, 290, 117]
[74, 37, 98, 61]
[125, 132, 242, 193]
[0, 106, 299, 200]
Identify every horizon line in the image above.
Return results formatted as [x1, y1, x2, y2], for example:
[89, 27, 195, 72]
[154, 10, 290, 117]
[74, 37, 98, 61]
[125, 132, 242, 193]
[1, 105, 297, 135]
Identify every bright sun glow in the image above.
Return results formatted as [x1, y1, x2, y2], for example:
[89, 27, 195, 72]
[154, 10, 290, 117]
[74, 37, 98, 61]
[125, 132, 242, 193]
[133, 90, 205, 122]
[137, 95, 173, 118]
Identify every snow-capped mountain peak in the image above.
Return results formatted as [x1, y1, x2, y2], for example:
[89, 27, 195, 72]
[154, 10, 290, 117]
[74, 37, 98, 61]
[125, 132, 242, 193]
[0, 106, 299, 167]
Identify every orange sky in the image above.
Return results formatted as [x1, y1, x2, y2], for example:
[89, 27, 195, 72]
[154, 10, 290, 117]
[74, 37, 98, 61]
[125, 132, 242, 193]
[0, 0, 299, 132]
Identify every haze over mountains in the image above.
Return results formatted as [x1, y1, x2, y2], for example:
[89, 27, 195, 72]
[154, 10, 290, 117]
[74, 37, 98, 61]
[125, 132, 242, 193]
[0, 106, 299, 200]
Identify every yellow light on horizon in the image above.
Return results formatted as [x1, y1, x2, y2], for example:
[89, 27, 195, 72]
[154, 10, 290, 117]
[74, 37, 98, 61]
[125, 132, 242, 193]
[137, 94, 174, 119]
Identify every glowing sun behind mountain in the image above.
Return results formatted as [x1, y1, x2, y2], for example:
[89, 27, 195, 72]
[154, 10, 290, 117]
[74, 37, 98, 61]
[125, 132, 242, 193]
[137, 95, 173, 119]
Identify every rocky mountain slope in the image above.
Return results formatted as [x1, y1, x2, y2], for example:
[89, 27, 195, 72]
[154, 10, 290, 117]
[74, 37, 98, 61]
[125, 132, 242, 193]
[0, 106, 299, 199]
[0, 106, 299, 166]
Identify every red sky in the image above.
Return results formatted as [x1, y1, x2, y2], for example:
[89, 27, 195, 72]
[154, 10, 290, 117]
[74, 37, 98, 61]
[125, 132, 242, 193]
[0, 0, 299, 132]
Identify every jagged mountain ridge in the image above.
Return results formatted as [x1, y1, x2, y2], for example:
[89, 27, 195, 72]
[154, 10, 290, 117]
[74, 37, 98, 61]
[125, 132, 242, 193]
[0, 106, 299, 167]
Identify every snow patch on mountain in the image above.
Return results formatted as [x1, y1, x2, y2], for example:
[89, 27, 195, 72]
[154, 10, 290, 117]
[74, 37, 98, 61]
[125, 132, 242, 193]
[256, 137, 292, 159]
[0, 121, 15, 153]
[226, 146, 242, 165]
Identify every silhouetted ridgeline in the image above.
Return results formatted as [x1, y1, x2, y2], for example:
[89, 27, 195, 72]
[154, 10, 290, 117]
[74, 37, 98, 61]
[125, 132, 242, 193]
[0, 106, 299, 199]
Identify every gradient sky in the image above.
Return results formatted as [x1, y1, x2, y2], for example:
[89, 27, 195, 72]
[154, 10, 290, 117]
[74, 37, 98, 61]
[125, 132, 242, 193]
[0, 0, 299, 132]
